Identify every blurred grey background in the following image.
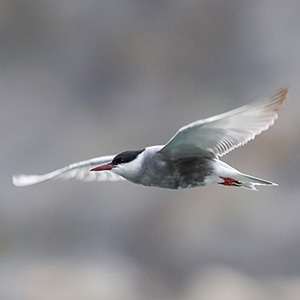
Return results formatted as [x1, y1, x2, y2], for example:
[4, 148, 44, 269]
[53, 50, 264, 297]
[2, 0, 300, 299]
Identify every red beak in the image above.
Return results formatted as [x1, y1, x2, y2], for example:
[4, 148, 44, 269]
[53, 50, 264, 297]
[90, 164, 116, 171]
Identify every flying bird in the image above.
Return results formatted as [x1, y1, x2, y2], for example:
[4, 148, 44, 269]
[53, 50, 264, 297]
[13, 88, 287, 190]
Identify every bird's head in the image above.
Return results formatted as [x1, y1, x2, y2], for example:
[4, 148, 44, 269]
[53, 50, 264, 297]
[90, 149, 145, 176]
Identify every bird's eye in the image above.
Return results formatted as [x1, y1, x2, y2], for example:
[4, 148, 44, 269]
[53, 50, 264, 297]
[112, 156, 126, 165]
[115, 158, 124, 164]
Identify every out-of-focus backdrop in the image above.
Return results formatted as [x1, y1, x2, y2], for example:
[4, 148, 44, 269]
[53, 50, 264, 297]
[2, 1, 300, 299]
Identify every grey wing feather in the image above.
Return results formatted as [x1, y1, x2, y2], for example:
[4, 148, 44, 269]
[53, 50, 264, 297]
[160, 88, 288, 158]
[13, 155, 125, 187]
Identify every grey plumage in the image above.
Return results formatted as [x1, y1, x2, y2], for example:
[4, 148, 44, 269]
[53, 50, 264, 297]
[13, 88, 288, 191]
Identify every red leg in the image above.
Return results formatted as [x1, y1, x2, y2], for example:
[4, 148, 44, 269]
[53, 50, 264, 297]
[219, 176, 241, 187]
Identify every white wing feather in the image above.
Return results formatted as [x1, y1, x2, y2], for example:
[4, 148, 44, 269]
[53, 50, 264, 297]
[160, 88, 288, 158]
[13, 155, 125, 187]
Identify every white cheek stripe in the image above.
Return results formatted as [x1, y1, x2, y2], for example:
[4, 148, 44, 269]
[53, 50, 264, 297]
[113, 151, 145, 177]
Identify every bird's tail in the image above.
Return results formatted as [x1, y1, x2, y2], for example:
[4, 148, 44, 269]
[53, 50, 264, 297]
[221, 173, 278, 191]
[215, 160, 277, 191]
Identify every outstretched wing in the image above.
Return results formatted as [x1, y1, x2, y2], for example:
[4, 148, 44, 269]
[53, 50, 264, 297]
[13, 155, 125, 187]
[160, 88, 288, 158]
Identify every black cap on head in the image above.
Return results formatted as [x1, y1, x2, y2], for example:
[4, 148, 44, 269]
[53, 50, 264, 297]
[112, 149, 145, 165]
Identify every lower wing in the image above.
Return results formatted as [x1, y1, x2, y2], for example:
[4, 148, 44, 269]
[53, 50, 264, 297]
[13, 155, 125, 187]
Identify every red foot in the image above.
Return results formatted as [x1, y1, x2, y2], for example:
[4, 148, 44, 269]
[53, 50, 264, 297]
[219, 177, 241, 187]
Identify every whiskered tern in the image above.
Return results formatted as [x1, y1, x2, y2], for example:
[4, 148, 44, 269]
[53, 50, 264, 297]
[13, 88, 287, 191]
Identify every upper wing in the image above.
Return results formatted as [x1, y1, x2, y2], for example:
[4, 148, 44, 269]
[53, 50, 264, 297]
[13, 155, 125, 187]
[160, 88, 288, 158]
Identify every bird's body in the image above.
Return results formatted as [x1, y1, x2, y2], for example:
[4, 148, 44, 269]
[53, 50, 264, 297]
[113, 146, 213, 189]
[13, 88, 288, 191]
[105, 146, 275, 190]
